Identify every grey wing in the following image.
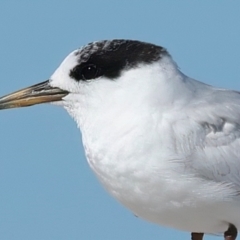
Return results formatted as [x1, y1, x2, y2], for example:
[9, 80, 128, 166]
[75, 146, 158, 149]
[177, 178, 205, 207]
[182, 88, 240, 189]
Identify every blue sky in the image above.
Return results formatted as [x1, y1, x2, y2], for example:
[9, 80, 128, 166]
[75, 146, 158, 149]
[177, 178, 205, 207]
[0, 1, 239, 240]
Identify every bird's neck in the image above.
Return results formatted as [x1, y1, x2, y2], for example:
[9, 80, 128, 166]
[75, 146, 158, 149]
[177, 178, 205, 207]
[63, 57, 196, 148]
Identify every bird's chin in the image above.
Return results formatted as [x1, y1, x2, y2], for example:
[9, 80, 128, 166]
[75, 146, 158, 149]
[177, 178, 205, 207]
[50, 100, 64, 107]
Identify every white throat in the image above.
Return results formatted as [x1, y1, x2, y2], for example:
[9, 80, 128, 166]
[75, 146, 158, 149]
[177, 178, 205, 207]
[61, 56, 187, 130]
[58, 56, 192, 181]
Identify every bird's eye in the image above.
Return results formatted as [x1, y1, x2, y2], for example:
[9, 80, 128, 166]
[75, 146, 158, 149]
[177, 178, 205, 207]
[81, 64, 98, 80]
[70, 64, 101, 81]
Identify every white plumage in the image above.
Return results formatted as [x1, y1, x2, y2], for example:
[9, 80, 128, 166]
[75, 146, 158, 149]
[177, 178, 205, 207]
[50, 48, 240, 235]
[0, 40, 239, 239]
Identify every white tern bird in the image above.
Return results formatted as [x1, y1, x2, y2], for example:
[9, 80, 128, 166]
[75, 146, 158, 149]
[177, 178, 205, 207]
[0, 40, 239, 240]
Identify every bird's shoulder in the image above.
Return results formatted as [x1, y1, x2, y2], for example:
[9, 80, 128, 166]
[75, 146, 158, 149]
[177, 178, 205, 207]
[168, 84, 240, 189]
[187, 86, 240, 147]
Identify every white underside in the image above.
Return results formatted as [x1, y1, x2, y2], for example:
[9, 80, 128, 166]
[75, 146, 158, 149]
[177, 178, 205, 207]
[82, 117, 240, 235]
[50, 55, 240, 235]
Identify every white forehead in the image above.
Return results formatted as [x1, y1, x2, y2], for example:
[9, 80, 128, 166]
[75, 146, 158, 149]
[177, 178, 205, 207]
[49, 49, 79, 91]
[48, 40, 172, 93]
[49, 40, 114, 91]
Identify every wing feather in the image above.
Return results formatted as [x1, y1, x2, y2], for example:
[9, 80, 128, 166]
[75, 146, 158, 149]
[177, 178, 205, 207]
[174, 88, 240, 189]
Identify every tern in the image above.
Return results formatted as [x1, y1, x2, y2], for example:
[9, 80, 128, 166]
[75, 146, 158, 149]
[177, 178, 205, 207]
[0, 40, 239, 240]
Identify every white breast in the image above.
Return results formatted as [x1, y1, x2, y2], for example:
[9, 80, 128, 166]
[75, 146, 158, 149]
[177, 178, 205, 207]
[81, 107, 238, 234]
[60, 57, 240, 234]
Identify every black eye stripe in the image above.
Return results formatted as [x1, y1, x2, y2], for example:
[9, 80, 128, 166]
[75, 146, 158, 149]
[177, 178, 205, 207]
[69, 40, 168, 82]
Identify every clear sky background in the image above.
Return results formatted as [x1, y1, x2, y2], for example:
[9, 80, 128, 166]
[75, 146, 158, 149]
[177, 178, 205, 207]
[0, 1, 239, 240]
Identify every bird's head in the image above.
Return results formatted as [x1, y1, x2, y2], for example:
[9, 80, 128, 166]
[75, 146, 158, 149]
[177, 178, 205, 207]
[0, 40, 181, 127]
